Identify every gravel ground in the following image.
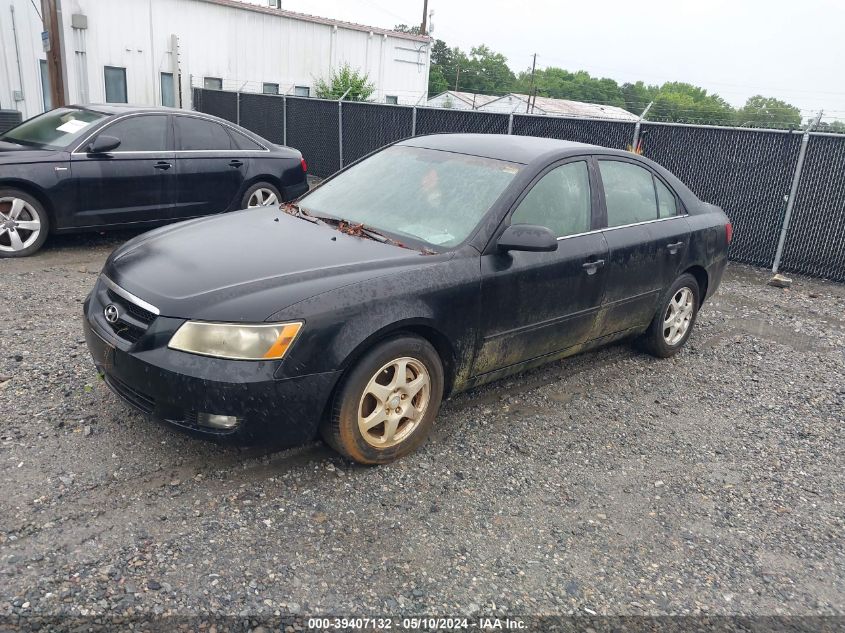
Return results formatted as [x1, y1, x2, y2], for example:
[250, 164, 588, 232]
[1, 232, 843, 628]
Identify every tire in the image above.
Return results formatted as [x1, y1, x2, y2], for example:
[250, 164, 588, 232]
[321, 336, 445, 465]
[0, 188, 49, 258]
[639, 273, 700, 358]
[241, 182, 281, 209]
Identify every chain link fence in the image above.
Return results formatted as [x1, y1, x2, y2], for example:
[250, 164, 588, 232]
[191, 87, 845, 283]
[638, 123, 802, 268]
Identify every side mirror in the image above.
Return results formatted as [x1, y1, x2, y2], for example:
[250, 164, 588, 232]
[497, 224, 558, 253]
[87, 135, 121, 154]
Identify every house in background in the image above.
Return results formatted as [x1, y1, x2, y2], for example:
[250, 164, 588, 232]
[0, 0, 431, 120]
[426, 91, 501, 110]
[479, 94, 639, 121]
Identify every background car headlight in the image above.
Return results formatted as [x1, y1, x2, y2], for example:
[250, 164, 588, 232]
[168, 321, 302, 360]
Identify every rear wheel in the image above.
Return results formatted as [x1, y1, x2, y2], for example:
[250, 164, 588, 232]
[321, 336, 444, 465]
[639, 273, 700, 358]
[241, 182, 281, 208]
[0, 189, 49, 258]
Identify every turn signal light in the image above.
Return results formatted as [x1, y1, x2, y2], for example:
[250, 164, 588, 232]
[301, 157, 308, 173]
[725, 222, 733, 244]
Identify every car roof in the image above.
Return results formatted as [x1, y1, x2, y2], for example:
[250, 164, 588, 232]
[399, 133, 605, 165]
[71, 104, 183, 115]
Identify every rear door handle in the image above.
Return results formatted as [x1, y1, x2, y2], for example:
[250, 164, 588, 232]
[228, 160, 244, 168]
[582, 258, 605, 275]
[154, 161, 171, 170]
[666, 241, 685, 254]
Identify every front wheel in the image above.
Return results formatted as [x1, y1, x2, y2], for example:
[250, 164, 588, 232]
[0, 189, 49, 258]
[321, 336, 445, 465]
[639, 273, 700, 358]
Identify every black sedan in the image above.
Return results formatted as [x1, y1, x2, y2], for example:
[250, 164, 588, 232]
[0, 105, 308, 257]
[83, 134, 731, 464]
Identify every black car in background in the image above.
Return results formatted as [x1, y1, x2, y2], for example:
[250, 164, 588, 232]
[84, 134, 732, 465]
[0, 105, 308, 257]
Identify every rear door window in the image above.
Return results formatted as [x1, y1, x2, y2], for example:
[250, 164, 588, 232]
[599, 160, 658, 227]
[655, 177, 678, 218]
[175, 116, 234, 151]
[230, 129, 264, 150]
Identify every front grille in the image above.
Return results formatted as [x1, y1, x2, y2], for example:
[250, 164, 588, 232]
[104, 374, 155, 415]
[107, 289, 156, 324]
[107, 319, 145, 343]
[95, 279, 159, 346]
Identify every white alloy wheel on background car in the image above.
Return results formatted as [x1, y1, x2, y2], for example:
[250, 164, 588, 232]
[0, 190, 49, 258]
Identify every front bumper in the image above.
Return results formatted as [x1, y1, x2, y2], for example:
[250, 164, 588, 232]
[83, 290, 340, 445]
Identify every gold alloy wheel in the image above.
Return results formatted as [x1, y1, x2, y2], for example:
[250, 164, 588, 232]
[357, 357, 431, 448]
[663, 287, 695, 345]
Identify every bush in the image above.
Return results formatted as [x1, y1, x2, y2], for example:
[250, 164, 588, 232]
[314, 64, 375, 101]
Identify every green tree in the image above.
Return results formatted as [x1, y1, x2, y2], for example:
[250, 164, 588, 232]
[515, 68, 625, 107]
[314, 64, 375, 101]
[646, 82, 734, 124]
[736, 95, 802, 129]
[393, 24, 421, 35]
[817, 119, 845, 134]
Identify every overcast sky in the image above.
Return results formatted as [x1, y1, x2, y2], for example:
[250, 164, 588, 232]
[279, 0, 845, 122]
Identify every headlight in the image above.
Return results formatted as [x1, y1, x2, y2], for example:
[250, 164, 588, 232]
[168, 321, 302, 360]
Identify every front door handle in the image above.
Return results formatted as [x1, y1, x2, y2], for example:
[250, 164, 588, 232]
[666, 241, 685, 254]
[228, 159, 244, 168]
[582, 258, 605, 275]
[154, 161, 172, 170]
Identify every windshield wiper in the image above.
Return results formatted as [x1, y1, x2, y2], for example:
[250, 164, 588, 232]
[282, 202, 322, 224]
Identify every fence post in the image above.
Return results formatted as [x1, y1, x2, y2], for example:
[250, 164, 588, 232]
[236, 92, 240, 125]
[771, 111, 822, 276]
[338, 100, 344, 169]
[282, 95, 287, 147]
[337, 88, 351, 169]
[630, 101, 653, 152]
[411, 106, 417, 137]
[508, 112, 514, 135]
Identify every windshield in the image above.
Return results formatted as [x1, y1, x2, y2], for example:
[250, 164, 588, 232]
[1, 108, 107, 149]
[299, 145, 520, 248]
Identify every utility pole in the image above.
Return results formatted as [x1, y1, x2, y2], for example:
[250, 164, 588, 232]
[527, 53, 537, 114]
[454, 61, 460, 92]
[42, 0, 67, 107]
[420, 0, 428, 35]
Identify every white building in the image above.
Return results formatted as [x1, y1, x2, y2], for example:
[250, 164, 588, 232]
[479, 94, 638, 121]
[0, 0, 431, 120]
[425, 90, 501, 110]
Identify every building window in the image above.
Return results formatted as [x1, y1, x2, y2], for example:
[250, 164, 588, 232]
[160, 72, 175, 107]
[262, 83, 279, 95]
[39, 60, 52, 111]
[385, 95, 399, 105]
[268, 0, 281, 7]
[104, 66, 127, 103]
[294, 85, 310, 97]
[204, 77, 223, 90]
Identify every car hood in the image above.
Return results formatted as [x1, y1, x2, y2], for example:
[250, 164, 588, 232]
[0, 141, 65, 163]
[104, 208, 434, 321]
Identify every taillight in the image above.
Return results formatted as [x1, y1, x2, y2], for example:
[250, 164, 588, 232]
[725, 222, 733, 244]
[300, 157, 308, 173]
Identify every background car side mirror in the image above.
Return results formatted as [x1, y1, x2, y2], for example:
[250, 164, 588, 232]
[87, 135, 121, 154]
[497, 224, 558, 253]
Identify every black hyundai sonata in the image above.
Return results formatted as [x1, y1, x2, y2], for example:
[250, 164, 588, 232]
[0, 105, 308, 257]
[83, 134, 731, 464]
